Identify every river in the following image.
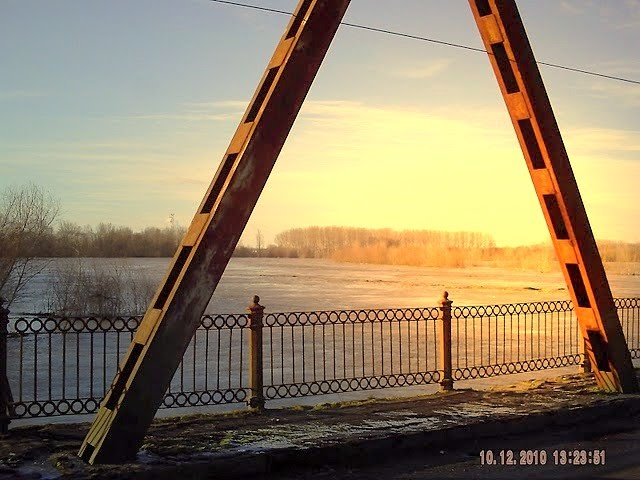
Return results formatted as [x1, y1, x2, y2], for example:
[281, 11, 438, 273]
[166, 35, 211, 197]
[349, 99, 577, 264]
[9, 257, 640, 315]
[7, 258, 640, 425]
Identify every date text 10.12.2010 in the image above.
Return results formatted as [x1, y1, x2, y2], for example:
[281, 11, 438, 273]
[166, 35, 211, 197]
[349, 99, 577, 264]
[479, 449, 606, 466]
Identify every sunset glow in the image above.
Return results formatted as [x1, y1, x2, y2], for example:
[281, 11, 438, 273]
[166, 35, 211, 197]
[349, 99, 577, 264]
[1, 1, 639, 247]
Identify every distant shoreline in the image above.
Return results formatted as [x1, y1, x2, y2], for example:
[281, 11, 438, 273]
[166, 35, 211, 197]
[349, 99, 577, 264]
[32, 255, 640, 276]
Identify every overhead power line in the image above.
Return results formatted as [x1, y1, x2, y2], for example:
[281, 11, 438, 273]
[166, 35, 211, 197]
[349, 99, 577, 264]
[211, 0, 291, 16]
[210, 0, 640, 86]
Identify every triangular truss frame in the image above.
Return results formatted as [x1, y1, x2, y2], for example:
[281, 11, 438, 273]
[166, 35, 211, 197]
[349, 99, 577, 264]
[79, 0, 638, 464]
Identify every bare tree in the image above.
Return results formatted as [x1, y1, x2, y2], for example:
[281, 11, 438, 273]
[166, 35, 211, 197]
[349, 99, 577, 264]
[0, 184, 59, 306]
[255, 229, 264, 257]
[45, 258, 157, 316]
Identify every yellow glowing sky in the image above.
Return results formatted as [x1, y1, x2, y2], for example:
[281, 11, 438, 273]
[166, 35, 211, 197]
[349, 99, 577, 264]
[1, 1, 639, 247]
[246, 99, 640, 246]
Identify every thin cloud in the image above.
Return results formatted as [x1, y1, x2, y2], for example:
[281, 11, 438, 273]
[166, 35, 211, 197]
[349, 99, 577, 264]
[182, 100, 247, 110]
[559, 1, 586, 15]
[295, 100, 510, 142]
[116, 100, 247, 122]
[587, 81, 640, 108]
[564, 127, 640, 155]
[559, 1, 640, 29]
[3, 142, 187, 163]
[0, 90, 47, 100]
[590, 60, 640, 77]
[615, 0, 640, 29]
[126, 113, 236, 122]
[391, 59, 452, 79]
[3, 140, 170, 152]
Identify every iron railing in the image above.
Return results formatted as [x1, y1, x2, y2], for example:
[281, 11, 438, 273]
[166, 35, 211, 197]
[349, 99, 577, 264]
[619, 297, 640, 359]
[262, 307, 441, 400]
[1, 296, 638, 423]
[6, 314, 249, 418]
[451, 300, 582, 380]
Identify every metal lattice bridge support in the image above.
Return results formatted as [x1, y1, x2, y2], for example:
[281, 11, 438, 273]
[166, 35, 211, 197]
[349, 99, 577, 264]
[79, 0, 638, 464]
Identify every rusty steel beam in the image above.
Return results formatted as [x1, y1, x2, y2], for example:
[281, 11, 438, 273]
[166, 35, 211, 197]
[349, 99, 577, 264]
[78, 0, 351, 464]
[469, 0, 638, 393]
[78, 0, 636, 464]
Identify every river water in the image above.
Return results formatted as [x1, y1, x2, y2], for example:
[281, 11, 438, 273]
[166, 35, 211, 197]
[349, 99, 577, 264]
[9, 257, 640, 315]
[7, 258, 640, 425]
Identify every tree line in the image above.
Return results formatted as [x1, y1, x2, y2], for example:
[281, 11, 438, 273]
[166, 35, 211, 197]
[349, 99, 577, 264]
[9, 216, 640, 266]
[2, 184, 638, 308]
[41, 221, 186, 257]
[274, 226, 496, 258]
[273, 226, 640, 271]
[0, 219, 185, 258]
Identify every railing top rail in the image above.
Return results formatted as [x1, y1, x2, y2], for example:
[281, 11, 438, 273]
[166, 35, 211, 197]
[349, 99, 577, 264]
[6, 297, 638, 334]
[9, 313, 250, 334]
[614, 297, 640, 308]
[453, 300, 574, 317]
[263, 307, 441, 327]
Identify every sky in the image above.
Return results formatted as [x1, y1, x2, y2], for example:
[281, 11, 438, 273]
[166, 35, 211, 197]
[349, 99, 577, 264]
[1, 0, 639, 247]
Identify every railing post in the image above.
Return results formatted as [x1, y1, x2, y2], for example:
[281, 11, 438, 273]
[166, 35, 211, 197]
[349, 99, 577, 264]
[247, 295, 265, 411]
[0, 298, 12, 433]
[581, 338, 592, 374]
[438, 291, 454, 392]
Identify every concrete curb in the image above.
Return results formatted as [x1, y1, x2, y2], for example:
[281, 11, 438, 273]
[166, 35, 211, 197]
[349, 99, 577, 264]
[125, 396, 640, 479]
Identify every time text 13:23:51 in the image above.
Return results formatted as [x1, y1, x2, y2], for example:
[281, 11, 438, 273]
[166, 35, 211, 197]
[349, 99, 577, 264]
[480, 449, 605, 466]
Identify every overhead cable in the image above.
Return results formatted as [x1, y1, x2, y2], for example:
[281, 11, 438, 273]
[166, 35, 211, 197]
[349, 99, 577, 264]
[210, 0, 640, 86]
